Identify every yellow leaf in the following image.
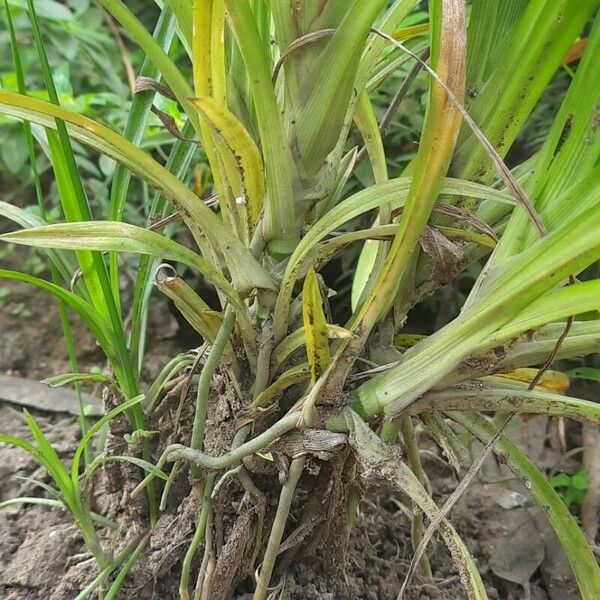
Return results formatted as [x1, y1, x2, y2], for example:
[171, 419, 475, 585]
[190, 97, 265, 235]
[302, 270, 331, 383]
[155, 274, 229, 349]
[394, 333, 427, 348]
[494, 368, 570, 395]
[192, 0, 226, 102]
[392, 23, 429, 43]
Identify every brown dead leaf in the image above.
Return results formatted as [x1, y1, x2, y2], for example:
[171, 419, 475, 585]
[419, 225, 465, 281]
[489, 513, 544, 594]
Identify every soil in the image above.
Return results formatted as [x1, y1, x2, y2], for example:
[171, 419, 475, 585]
[0, 269, 594, 599]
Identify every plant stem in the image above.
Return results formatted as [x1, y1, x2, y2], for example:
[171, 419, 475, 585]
[131, 418, 293, 499]
[254, 456, 306, 600]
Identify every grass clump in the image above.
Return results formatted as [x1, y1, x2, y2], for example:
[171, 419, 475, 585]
[1, 1, 600, 598]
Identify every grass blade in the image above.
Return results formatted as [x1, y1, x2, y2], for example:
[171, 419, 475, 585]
[71, 395, 144, 484]
[1, 221, 244, 309]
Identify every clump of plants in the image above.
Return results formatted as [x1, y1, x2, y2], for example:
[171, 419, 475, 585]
[2, 0, 600, 598]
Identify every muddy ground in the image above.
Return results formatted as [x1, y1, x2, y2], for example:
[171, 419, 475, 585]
[0, 274, 596, 599]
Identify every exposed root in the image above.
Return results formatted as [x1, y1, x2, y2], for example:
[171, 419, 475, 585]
[254, 456, 306, 600]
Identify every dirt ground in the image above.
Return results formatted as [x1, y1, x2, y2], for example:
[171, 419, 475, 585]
[0, 276, 595, 599]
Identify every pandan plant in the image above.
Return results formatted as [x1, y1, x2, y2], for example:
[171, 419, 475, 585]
[2, 0, 600, 598]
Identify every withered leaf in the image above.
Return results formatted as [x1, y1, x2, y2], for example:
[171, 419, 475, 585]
[489, 514, 544, 593]
[419, 225, 466, 282]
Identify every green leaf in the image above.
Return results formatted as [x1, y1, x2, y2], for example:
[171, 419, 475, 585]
[465, 0, 527, 93]
[0, 434, 47, 467]
[0, 201, 76, 284]
[0, 221, 244, 310]
[96, 0, 198, 127]
[4, 221, 263, 362]
[253, 364, 311, 408]
[165, 0, 192, 53]
[550, 473, 571, 488]
[468, 10, 600, 298]
[1, 134, 28, 173]
[128, 124, 198, 372]
[294, 0, 390, 176]
[489, 279, 600, 344]
[25, 0, 141, 442]
[355, 201, 600, 418]
[571, 471, 590, 491]
[86, 455, 168, 482]
[349, 0, 467, 334]
[16, 0, 74, 21]
[0, 497, 118, 529]
[567, 367, 600, 383]
[155, 274, 225, 346]
[5, 0, 92, 465]
[409, 384, 600, 427]
[454, 0, 596, 188]
[224, 0, 297, 254]
[496, 321, 600, 372]
[273, 324, 353, 370]
[71, 395, 144, 484]
[26, 0, 117, 326]
[42, 372, 112, 387]
[107, 7, 176, 305]
[191, 96, 265, 234]
[354, 91, 388, 185]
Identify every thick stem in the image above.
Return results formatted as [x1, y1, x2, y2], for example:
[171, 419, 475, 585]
[132, 420, 288, 500]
